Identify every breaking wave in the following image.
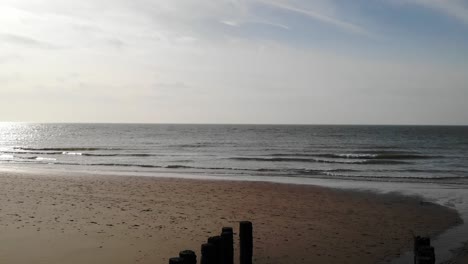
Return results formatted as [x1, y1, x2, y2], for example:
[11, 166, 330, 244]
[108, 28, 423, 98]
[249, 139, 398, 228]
[228, 157, 410, 165]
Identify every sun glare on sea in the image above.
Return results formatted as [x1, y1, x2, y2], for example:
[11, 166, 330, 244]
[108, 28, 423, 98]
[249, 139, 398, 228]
[0, 122, 35, 148]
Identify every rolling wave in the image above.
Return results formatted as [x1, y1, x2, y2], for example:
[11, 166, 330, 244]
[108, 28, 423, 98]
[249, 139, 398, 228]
[316, 153, 436, 160]
[1, 151, 64, 155]
[2, 158, 465, 182]
[14, 147, 121, 151]
[268, 152, 437, 160]
[228, 157, 410, 165]
[171, 143, 223, 148]
[0, 154, 56, 161]
[52, 162, 361, 175]
[35, 157, 57, 161]
[321, 172, 468, 182]
[164, 165, 192, 169]
[9, 159, 463, 182]
[63, 152, 83, 155]
[81, 153, 159, 157]
[2, 150, 163, 157]
[269, 153, 321, 157]
[231, 157, 319, 162]
[57, 162, 161, 168]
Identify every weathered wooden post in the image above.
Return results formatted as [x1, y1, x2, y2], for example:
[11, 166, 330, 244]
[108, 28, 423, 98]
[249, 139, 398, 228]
[169, 257, 184, 264]
[239, 221, 253, 264]
[179, 250, 197, 264]
[416, 247, 435, 264]
[201, 243, 215, 264]
[221, 227, 234, 264]
[414, 236, 430, 251]
[208, 236, 223, 264]
[414, 236, 435, 264]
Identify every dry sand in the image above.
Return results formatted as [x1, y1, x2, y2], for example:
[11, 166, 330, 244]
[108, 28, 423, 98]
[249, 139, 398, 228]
[0, 171, 461, 264]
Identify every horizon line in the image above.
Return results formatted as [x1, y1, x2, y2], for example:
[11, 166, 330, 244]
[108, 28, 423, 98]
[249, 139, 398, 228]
[1, 122, 467, 127]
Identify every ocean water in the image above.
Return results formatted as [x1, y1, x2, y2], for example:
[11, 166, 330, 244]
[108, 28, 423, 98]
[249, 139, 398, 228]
[2, 123, 468, 262]
[0, 123, 467, 184]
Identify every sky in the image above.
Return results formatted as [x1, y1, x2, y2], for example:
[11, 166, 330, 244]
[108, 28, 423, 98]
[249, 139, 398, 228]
[0, 0, 467, 125]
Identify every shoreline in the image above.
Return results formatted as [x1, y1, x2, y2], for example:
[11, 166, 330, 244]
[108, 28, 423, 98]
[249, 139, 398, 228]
[0, 170, 462, 263]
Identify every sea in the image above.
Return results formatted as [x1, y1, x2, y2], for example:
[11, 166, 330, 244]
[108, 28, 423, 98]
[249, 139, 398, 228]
[0, 123, 467, 184]
[1, 123, 468, 262]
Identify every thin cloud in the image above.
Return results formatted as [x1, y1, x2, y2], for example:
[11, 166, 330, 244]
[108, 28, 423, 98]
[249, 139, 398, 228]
[0, 33, 59, 49]
[221, 20, 240, 27]
[221, 19, 289, 30]
[257, 0, 371, 36]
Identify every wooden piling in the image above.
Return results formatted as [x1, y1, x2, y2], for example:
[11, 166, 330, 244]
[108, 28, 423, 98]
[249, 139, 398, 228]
[207, 236, 223, 264]
[414, 236, 431, 251]
[415, 246, 435, 264]
[179, 250, 197, 264]
[201, 243, 215, 264]
[239, 221, 253, 264]
[221, 227, 234, 264]
[414, 236, 435, 264]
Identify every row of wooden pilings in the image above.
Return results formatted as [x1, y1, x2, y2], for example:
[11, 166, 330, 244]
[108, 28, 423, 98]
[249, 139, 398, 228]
[168, 221, 253, 264]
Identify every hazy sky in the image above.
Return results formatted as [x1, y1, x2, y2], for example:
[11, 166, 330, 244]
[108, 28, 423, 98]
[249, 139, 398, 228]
[1, 0, 467, 124]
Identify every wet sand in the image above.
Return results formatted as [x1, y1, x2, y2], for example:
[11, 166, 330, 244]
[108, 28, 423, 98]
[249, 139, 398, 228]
[442, 243, 468, 264]
[0, 171, 461, 264]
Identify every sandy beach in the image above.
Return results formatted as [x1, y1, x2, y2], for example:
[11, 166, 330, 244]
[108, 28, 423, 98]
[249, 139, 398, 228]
[0, 170, 461, 264]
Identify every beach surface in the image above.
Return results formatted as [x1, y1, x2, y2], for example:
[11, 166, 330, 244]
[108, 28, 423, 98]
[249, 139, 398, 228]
[0, 171, 461, 264]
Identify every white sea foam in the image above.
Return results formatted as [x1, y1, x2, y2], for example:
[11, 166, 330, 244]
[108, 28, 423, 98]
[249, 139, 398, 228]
[36, 157, 57, 161]
[336, 153, 377, 158]
[62, 152, 82, 155]
[0, 154, 14, 159]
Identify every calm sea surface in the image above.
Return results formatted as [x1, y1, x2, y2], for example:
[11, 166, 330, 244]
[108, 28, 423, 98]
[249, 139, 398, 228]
[1, 123, 467, 184]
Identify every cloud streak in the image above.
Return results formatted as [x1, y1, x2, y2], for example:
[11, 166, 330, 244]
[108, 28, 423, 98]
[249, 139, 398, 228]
[257, 0, 371, 36]
[0, 33, 58, 49]
[221, 19, 289, 30]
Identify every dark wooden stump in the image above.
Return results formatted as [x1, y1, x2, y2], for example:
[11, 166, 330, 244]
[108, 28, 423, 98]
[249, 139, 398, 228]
[179, 250, 197, 264]
[221, 227, 234, 264]
[239, 221, 253, 264]
[414, 236, 431, 251]
[414, 236, 435, 264]
[207, 236, 223, 264]
[201, 243, 215, 264]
